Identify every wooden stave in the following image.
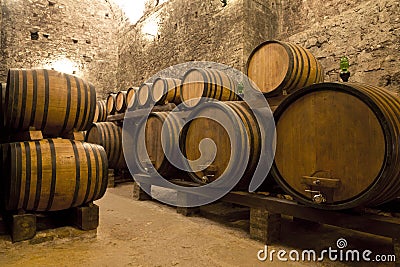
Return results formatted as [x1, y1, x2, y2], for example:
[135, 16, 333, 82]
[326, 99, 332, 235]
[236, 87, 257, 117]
[116, 91, 128, 113]
[271, 82, 400, 210]
[1, 139, 108, 212]
[152, 78, 182, 105]
[3, 69, 96, 137]
[246, 40, 324, 97]
[85, 122, 126, 169]
[180, 68, 239, 109]
[180, 101, 262, 190]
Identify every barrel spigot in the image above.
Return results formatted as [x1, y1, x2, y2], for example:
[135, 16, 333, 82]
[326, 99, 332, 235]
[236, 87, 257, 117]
[305, 190, 327, 204]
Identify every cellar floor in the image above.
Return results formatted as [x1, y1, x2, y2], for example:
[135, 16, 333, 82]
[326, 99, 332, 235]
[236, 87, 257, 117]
[0, 184, 394, 267]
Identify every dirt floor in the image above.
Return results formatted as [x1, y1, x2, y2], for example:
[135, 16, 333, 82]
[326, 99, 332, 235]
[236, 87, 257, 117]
[0, 183, 396, 267]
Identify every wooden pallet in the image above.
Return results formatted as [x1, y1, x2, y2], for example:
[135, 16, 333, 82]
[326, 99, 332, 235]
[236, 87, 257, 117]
[1, 203, 99, 243]
[131, 175, 400, 265]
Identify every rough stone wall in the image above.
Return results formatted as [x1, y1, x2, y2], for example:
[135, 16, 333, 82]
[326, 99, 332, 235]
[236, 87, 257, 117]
[243, 0, 278, 67]
[1, 0, 398, 96]
[117, 0, 274, 89]
[117, 0, 399, 94]
[275, 0, 400, 93]
[0, 0, 123, 99]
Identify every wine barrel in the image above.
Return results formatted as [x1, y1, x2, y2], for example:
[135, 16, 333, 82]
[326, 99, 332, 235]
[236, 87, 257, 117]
[152, 78, 182, 105]
[134, 112, 183, 178]
[2, 69, 96, 136]
[137, 83, 153, 108]
[180, 68, 239, 109]
[85, 122, 126, 169]
[1, 139, 108, 212]
[271, 82, 400, 210]
[126, 87, 139, 110]
[180, 101, 262, 189]
[246, 40, 324, 97]
[116, 91, 128, 113]
[93, 100, 108, 123]
[106, 93, 117, 115]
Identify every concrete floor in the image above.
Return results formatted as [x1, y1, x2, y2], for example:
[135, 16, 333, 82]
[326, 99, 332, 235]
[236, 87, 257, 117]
[0, 184, 395, 267]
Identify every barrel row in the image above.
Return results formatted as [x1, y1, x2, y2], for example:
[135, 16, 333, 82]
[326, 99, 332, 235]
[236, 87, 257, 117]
[105, 69, 241, 113]
[127, 81, 400, 210]
[106, 87, 139, 115]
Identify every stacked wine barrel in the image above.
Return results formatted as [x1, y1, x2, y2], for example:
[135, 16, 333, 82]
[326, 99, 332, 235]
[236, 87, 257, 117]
[126, 41, 323, 190]
[106, 87, 139, 115]
[0, 69, 108, 212]
[126, 68, 246, 186]
[124, 40, 400, 210]
[91, 87, 139, 171]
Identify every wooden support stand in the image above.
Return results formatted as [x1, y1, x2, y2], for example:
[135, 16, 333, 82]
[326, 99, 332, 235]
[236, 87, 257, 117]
[10, 213, 37, 243]
[108, 103, 178, 123]
[3, 203, 99, 242]
[132, 182, 152, 201]
[131, 175, 400, 263]
[176, 191, 200, 217]
[62, 131, 86, 141]
[222, 192, 400, 263]
[249, 208, 280, 244]
[70, 203, 99, 231]
[108, 169, 115, 188]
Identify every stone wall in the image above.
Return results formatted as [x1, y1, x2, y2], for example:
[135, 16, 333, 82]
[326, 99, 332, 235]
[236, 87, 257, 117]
[0, 0, 123, 99]
[1, 0, 398, 96]
[116, 0, 274, 89]
[274, 0, 400, 93]
[117, 0, 399, 94]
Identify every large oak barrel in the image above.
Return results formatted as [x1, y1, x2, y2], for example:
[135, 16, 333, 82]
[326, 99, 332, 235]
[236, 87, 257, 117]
[116, 91, 128, 113]
[246, 40, 324, 97]
[0, 139, 108, 212]
[106, 93, 117, 115]
[271, 82, 400, 210]
[93, 100, 108, 123]
[126, 87, 139, 110]
[134, 112, 183, 178]
[180, 68, 239, 109]
[137, 83, 153, 108]
[152, 78, 182, 105]
[180, 101, 262, 189]
[85, 122, 126, 169]
[2, 69, 96, 136]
